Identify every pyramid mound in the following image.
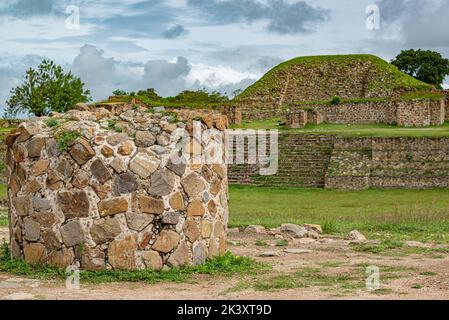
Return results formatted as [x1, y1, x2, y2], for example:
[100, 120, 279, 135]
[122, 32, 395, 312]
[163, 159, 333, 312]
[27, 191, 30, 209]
[237, 54, 431, 104]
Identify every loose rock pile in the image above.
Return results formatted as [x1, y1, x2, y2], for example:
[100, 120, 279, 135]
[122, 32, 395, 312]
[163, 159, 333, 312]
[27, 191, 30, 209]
[6, 103, 229, 270]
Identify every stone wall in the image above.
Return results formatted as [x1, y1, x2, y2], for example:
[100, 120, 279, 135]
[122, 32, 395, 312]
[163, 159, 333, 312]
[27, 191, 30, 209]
[6, 104, 229, 270]
[325, 137, 449, 189]
[228, 133, 449, 190]
[228, 133, 334, 188]
[287, 98, 446, 128]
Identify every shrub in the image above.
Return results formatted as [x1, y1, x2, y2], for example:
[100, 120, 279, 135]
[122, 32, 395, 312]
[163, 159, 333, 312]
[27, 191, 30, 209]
[330, 96, 341, 105]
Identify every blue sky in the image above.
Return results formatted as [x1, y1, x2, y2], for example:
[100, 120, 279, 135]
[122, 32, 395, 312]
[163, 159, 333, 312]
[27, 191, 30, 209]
[0, 0, 448, 110]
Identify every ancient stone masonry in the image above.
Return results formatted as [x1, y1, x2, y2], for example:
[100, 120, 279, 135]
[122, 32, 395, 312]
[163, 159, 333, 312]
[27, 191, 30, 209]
[287, 98, 447, 128]
[228, 133, 449, 190]
[6, 103, 229, 270]
[325, 137, 449, 190]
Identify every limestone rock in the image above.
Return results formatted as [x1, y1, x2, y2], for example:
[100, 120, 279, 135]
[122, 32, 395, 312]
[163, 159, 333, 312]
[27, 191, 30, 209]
[148, 169, 176, 196]
[166, 155, 187, 176]
[113, 172, 138, 194]
[90, 159, 112, 183]
[23, 179, 42, 193]
[30, 159, 49, 176]
[304, 224, 323, 234]
[346, 230, 367, 242]
[118, 141, 134, 156]
[181, 173, 206, 197]
[42, 229, 62, 251]
[130, 154, 160, 179]
[32, 195, 52, 212]
[126, 213, 154, 231]
[57, 191, 90, 219]
[90, 218, 122, 245]
[23, 218, 41, 242]
[210, 177, 222, 196]
[244, 225, 266, 234]
[152, 230, 180, 253]
[13, 196, 31, 217]
[46, 138, 60, 157]
[192, 241, 206, 266]
[101, 145, 114, 157]
[135, 131, 156, 147]
[187, 199, 205, 217]
[55, 158, 73, 178]
[201, 220, 213, 238]
[141, 250, 163, 270]
[167, 242, 190, 267]
[98, 197, 128, 217]
[183, 220, 200, 243]
[48, 248, 75, 268]
[108, 235, 137, 270]
[162, 212, 182, 225]
[23, 243, 47, 264]
[169, 192, 185, 211]
[60, 221, 84, 247]
[109, 157, 126, 173]
[283, 248, 313, 254]
[138, 195, 164, 214]
[81, 247, 106, 270]
[26, 137, 45, 158]
[280, 224, 308, 238]
[213, 221, 225, 238]
[106, 133, 128, 146]
[69, 138, 95, 165]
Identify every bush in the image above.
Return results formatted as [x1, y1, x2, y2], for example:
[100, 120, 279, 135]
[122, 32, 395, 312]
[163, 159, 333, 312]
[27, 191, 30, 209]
[330, 96, 341, 105]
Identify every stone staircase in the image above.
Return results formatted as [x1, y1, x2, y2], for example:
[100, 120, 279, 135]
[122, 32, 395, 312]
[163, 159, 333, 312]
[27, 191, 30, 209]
[228, 134, 335, 188]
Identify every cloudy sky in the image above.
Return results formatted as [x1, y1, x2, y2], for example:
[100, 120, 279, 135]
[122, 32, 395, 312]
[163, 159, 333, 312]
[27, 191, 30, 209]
[0, 0, 448, 111]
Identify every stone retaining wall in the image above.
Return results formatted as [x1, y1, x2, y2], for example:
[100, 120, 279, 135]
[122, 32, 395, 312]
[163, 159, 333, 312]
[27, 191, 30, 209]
[325, 137, 449, 189]
[287, 98, 446, 128]
[6, 104, 229, 270]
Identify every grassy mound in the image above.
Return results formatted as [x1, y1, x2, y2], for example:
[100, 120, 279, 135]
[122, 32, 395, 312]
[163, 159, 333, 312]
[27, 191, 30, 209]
[237, 54, 432, 101]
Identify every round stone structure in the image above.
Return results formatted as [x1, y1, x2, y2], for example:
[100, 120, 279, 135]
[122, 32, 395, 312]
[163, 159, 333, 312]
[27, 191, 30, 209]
[6, 103, 229, 270]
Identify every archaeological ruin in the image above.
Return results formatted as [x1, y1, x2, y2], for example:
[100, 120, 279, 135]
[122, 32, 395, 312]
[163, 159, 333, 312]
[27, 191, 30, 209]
[5, 104, 229, 270]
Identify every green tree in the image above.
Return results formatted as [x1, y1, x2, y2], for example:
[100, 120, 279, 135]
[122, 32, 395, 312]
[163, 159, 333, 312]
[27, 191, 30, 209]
[391, 49, 449, 88]
[5, 59, 91, 117]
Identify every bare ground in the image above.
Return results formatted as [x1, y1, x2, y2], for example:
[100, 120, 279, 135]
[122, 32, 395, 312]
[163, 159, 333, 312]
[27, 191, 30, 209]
[1, 227, 448, 300]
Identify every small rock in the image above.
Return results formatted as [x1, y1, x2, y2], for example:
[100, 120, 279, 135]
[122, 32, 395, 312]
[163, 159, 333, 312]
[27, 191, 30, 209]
[98, 197, 128, 217]
[152, 230, 180, 253]
[69, 138, 95, 165]
[259, 251, 280, 257]
[129, 154, 160, 179]
[283, 248, 313, 254]
[147, 169, 176, 197]
[244, 225, 266, 234]
[135, 131, 156, 147]
[161, 212, 182, 225]
[346, 230, 367, 242]
[303, 224, 323, 234]
[141, 250, 163, 270]
[280, 224, 308, 238]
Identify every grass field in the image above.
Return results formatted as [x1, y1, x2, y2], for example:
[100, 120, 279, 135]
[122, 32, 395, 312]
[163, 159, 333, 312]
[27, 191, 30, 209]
[229, 185, 449, 243]
[232, 121, 449, 137]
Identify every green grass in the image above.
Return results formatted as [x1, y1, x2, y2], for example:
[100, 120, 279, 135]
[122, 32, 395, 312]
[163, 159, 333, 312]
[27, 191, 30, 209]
[54, 130, 81, 152]
[238, 54, 432, 100]
[229, 185, 449, 242]
[0, 211, 7, 227]
[0, 244, 267, 284]
[232, 121, 449, 137]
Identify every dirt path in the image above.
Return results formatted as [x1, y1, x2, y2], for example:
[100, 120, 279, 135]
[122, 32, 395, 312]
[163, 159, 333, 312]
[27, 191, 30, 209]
[1, 227, 449, 300]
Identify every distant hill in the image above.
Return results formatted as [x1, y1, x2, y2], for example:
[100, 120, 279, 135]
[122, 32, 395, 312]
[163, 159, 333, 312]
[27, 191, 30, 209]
[237, 54, 432, 104]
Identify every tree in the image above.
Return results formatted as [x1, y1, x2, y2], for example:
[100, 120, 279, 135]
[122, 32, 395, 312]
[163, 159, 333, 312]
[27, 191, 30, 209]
[391, 49, 449, 88]
[5, 59, 91, 117]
